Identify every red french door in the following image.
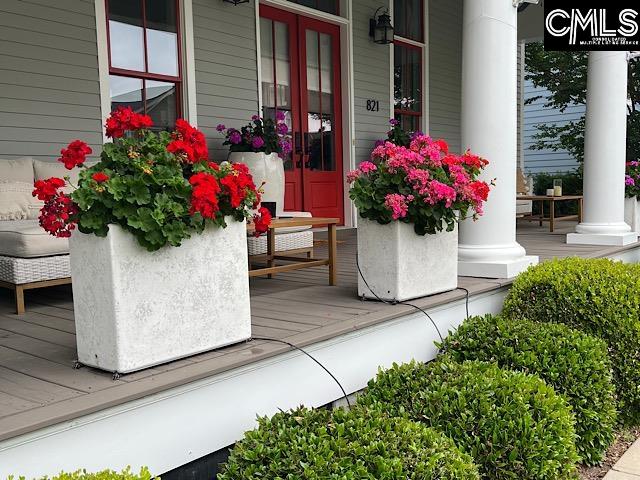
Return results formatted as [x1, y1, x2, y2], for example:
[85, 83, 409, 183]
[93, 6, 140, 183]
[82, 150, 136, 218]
[260, 5, 344, 222]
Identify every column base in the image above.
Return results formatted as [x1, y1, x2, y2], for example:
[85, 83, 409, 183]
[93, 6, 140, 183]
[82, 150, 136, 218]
[458, 255, 538, 279]
[566, 231, 638, 246]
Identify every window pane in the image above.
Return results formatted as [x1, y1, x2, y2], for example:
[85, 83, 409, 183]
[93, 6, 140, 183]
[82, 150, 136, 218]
[146, 0, 179, 76]
[394, 0, 422, 41]
[288, 0, 338, 15]
[395, 113, 420, 133]
[110, 75, 143, 113]
[394, 44, 421, 113]
[146, 80, 177, 131]
[108, 0, 144, 71]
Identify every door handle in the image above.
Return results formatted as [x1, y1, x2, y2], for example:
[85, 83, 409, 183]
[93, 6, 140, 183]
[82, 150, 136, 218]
[303, 132, 312, 155]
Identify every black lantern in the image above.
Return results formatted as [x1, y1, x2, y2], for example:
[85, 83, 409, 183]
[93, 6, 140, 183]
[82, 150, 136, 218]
[222, 0, 249, 5]
[369, 7, 394, 45]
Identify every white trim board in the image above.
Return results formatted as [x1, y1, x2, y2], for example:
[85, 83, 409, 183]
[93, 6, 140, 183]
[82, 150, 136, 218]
[0, 287, 508, 478]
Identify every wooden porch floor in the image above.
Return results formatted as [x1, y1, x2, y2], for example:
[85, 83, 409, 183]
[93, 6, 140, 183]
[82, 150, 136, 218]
[0, 220, 638, 442]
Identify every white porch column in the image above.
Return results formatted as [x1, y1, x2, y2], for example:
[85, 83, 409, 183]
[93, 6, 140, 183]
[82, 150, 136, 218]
[457, 0, 538, 278]
[567, 52, 637, 246]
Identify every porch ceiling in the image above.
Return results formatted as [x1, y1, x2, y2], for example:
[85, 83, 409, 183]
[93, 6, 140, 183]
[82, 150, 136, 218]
[517, 3, 544, 42]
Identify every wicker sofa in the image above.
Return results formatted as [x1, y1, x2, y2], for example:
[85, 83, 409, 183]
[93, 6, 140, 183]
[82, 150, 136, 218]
[0, 157, 74, 314]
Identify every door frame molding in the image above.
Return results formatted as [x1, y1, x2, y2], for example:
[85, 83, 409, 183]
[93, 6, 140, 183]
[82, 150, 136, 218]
[256, 0, 356, 226]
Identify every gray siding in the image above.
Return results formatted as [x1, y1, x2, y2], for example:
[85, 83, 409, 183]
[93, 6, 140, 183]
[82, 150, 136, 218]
[428, 0, 462, 154]
[0, 0, 102, 163]
[352, 0, 391, 164]
[192, 0, 259, 161]
[523, 78, 583, 174]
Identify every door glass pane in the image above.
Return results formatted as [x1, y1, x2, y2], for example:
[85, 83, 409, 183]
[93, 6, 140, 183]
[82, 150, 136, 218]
[306, 31, 334, 172]
[288, 0, 338, 15]
[395, 114, 420, 133]
[110, 75, 143, 113]
[146, 80, 177, 131]
[146, 0, 179, 76]
[261, 18, 293, 170]
[394, 0, 422, 41]
[108, 0, 144, 71]
[394, 44, 421, 114]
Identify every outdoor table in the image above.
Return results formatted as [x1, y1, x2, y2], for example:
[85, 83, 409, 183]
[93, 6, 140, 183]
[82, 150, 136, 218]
[518, 195, 583, 232]
[247, 217, 339, 285]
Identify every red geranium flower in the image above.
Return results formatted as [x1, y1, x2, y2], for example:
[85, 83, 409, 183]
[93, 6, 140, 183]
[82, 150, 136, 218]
[189, 172, 220, 219]
[470, 180, 490, 202]
[462, 151, 489, 169]
[105, 106, 153, 138]
[92, 172, 109, 183]
[39, 192, 79, 238]
[33, 177, 66, 201]
[435, 139, 449, 155]
[253, 206, 272, 236]
[58, 140, 92, 170]
[167, 119, 209, 163]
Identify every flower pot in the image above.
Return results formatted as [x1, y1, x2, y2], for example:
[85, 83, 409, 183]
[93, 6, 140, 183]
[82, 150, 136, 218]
[69, 219, 251, 373]
[357, 218, 458, 301]
[229, 152, 285, 216]
[625, 197, 640, 233]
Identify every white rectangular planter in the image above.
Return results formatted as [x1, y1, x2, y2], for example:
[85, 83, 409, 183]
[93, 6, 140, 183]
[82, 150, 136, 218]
[625, 197, 640, 233]
[357, 218, 458, 302]
[69, 219, 251, 374]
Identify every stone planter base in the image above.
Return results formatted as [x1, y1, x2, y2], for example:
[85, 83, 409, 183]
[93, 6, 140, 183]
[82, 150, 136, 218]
[69, 219, 251, 374]
[357, 218, 458, 302]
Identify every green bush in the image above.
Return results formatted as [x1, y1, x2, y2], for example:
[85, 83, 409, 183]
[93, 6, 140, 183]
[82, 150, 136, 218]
[357, 360, 579, 480]
[439, 314, 617, 464]
[8, 467, 154, 480]
[503, 257, 640, 425]
[218, 406, 480, 479]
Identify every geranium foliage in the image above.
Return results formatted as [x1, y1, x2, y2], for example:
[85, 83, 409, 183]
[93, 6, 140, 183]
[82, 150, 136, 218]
[34, 107, 269, 251]
[348, 135, 491, 235]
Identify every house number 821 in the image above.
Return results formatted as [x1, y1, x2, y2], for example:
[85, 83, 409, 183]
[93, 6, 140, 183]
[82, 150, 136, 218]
[366, 99, 379, 112]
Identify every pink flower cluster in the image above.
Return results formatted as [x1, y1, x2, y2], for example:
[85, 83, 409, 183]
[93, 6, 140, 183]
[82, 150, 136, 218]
[384, 193, 414, 220]
[346, 161, 377, 184]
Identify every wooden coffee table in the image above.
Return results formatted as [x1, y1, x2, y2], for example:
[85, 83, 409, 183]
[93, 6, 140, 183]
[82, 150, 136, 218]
[247, 217, 339, 285]
[518, 195, 583, 232]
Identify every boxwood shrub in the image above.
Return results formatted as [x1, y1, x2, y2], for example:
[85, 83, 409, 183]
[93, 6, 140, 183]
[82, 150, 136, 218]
[503, 257, 640, 424]
[8, 468, 154, 480]
[357, 360, 579, 480]
[218, 406, 480, 479]
[438, 314, 617, 465]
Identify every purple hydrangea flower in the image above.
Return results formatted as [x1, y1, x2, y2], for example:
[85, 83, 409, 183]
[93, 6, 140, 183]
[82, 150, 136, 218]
[279, 139, 292, 155]
[251, 114, 260, 121]
[252, 136, 265, 149]
[276, 122, 289, 135]
[216, 124, 226, 132]
[626, 175, 635, 186]
[276, 110, 286, 121]
[389, 118, 399, 126]
[374, 139, 385, 148]
[229, 130, 242, 145]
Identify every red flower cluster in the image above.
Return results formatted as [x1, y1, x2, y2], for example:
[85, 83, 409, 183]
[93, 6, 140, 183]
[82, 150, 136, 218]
[58, 140, 92, 170]
[105, 106, 153, 138]
[92, 172, 109, 183]
[33, 177, 66, 201]
[219, 163, 256, 208]
[189, 172, 220, 219]
[470, 180, 490, 202]
[462, 151, 489, 169]
[253, 206, 272, 236]
[167, 119, 209, 163]
[39, 193, 78, 238]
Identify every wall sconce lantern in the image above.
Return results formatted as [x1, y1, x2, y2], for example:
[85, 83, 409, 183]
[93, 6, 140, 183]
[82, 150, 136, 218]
[369, 7, 394, 44]
[223, 0, 249, 5]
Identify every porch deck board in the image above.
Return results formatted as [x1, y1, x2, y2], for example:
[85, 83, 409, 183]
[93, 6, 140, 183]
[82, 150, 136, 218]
[0, 221, 637, 442]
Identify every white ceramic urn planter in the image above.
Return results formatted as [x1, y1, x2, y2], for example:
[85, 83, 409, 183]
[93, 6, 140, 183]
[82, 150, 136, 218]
[624, 197, 640, 233]
[357, 218, 458, 302]
[69, 218, 251, 374]
[229, 152, 285, 216]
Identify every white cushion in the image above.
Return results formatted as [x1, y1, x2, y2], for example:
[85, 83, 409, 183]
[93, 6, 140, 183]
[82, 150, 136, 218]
[0, 181, 42, 221]
[0, 157, 34, 183]
[0, 219, 69, 257]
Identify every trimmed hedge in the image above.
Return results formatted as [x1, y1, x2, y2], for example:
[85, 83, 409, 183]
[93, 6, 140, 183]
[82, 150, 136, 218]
[503, 257, 640, 425]
[439, 314, 617, 465]
[357, 360, 579, 480]
[8, 468, 154, 480]
[218, 406, 480, 479]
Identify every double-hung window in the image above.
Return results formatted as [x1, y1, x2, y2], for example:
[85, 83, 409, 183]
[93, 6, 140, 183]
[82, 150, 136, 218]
[393, 0, 424, 132]
[106, 0, 182, 130]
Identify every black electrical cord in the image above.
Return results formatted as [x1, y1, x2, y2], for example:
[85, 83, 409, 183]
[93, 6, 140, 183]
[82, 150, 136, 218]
[250, 336, 352, 407]
[457, 286, 470, 319]
[355, 253, 444, 343]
